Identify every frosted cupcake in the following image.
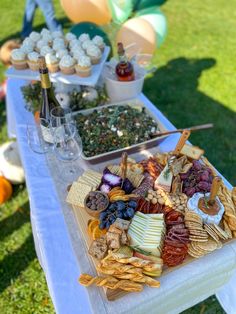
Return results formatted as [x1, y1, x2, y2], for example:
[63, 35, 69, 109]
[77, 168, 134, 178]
[92, 35, 105, 52]
[36, 39, 48, 52]
[71, 48, 85, 60]
[22, 37, 35, 47]
[81, 40, 94, 51]
[42, 33, 53, 46]
[53, 38, 66, 51]
[59, 55, 75, 74]
[52, 30, 64, 39]
[40, 46, 53, 56]
[29, 31, 41, 42]
[65, 32, 76, 43]
[75, 55, 91, 77]
[86, 45, 102, 64]
[56, 49, 68, 59]
[41, 28, 51, 36]
[21, 42, 34, 54]
[79, 33, 90, 43]
[27, 51, 40, 71]
[11, 49, 27, 70]
[45, 53, 59, 73]
[69, 39, 80, 49]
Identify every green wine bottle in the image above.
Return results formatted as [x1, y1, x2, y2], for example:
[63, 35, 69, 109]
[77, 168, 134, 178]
[38, 56, 60, 143]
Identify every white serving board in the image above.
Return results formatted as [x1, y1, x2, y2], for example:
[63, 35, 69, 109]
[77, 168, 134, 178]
[5, 46, 110, 86]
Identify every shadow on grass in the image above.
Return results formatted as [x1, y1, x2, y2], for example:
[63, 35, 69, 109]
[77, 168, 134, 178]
[144, 57, 236, 184]
[0, 201, 30, 242]
[0, 233, 36, 293]
[0, 17, 71, 46]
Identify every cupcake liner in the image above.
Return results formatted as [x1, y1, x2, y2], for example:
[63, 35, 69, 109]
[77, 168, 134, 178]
[11, 58, 28, 70]
[47, 63, 59, 73]
[75, 65, 91, 77]
[27, 60, 39, 71]
[59, 65, 75, 75]
[89, 56, 101, 65]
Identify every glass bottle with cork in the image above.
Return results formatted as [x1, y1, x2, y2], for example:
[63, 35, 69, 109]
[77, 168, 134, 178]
[115, 42, 135, 81]
[38, 56, 60, 143]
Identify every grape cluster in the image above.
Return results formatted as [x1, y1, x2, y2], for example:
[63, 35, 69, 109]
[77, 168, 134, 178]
[99, 200, 138, 230]
[180, 160, 213, 197]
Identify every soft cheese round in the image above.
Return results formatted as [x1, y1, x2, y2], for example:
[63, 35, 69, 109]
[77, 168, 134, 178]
[187, 192, 225, 225]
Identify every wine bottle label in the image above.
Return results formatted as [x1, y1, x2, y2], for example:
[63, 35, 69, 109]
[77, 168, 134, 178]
[40, 124, 54, 143]
[40, 73, 51, 89]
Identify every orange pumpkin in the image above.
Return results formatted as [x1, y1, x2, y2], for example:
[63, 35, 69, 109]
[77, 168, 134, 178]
[0, 176, 13, 205]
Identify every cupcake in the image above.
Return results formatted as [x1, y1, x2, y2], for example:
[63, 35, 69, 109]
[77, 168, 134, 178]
[21, 42, 34, 54]
[29, 31, 41, 42]
[27, 51, 40, 71]
[42, 33, 53, 46]
[22, 37, 35, 47]
[81, 40, 94, 51]
[36, 39, 48, 52]
[45, 53, 59, 73]
[11, 49, 27, 70]
[40, 45, 53, 56]
[41, 28, 51, 36]
[71, 48, 85, 60]
[56, 49, 68, 59]
[86, 45, 102, 64]
[53, 38, 66, 51]
[75, 55, 91, 77]
[65, 32, 76, 43]
[92, 35, 105, 52]
[69, 39, 80, 49]
[52, 30, 64, 39]
[79, 33, 90, 43]
[59, 55, 75, 74]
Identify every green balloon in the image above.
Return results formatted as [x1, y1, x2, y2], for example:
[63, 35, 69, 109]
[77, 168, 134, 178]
[108, 0, 133, 24]
[70, 22, 111, 46]
[132, 0, 166, 10]
[136, 6, 167, 47]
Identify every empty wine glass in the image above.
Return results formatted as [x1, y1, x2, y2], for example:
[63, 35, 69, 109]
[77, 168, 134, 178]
[50, 123, 83, 182]
[27, 118, 52, 154]
[50, 107, 73, 128]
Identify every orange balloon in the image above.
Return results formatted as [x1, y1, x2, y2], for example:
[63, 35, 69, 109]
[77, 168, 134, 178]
[60, 0, 112, 25]
[116, 17, 156, 57]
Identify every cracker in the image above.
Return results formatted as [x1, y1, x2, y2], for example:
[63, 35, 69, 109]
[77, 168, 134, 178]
[204, 224, 220, 242]
[211, 224, 229, 240]
[66, 182, 92, 207]
[196, 239, 217, 252]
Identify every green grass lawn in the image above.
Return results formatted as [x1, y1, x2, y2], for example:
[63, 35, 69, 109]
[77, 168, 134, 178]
[0, 0, 235, 313]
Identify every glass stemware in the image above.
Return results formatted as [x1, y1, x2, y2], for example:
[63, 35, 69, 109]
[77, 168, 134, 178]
[27, 118, 52, 154]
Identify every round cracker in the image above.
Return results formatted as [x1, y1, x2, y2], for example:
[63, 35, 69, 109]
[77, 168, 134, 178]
[196, 239, 218, 252]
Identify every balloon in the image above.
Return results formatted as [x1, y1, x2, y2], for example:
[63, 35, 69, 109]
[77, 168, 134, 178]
[60, 0, 112, 25]
[136, 6, 167, 46]
[132, 0, 166, 10]
[116, 17, 156, 57]
[107, 0, 133, 24]
[70, 22, 111, 46]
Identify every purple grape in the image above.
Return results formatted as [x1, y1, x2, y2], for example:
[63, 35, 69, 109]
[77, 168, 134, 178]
[193, 161, 202, 171]
[180, 173, 189, 180]
[198, 181, 209, 190]
[186, 187, 196, 197]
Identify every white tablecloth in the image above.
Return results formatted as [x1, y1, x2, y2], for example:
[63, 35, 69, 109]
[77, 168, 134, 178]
[6, 78, 236, 314]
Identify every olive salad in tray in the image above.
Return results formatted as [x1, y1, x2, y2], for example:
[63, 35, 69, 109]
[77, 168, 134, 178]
[75, 105, 160, 157]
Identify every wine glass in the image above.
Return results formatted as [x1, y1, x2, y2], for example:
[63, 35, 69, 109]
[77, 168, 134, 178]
[27, 118, 52, 154]
[50, 123, 83, 182]
[50, 107, 74, 128]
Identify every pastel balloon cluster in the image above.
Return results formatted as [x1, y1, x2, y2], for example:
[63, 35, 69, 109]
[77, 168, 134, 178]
[60, 0, 167, 56]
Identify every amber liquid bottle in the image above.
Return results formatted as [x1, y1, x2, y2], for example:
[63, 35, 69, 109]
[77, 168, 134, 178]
[38, 56, 60, 143]
[115, 42, 135, 81]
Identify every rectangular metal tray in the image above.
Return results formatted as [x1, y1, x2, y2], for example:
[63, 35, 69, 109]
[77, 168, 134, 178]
[74, 98, 169, 161]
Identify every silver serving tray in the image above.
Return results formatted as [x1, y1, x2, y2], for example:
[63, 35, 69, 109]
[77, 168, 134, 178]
[74, 98, 168, 161]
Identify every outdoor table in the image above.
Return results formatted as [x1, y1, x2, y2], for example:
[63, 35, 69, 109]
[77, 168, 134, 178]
[6, 77, 236, 314]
